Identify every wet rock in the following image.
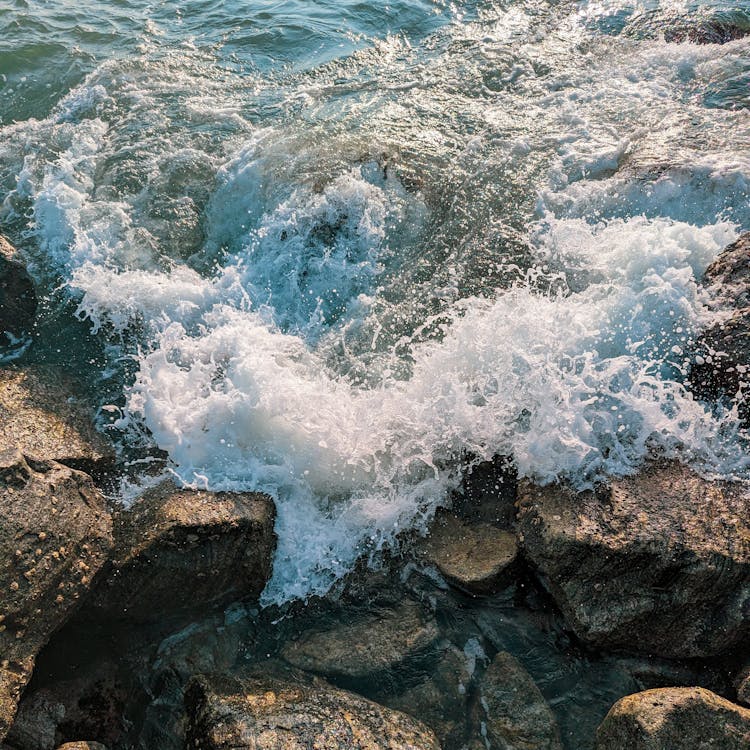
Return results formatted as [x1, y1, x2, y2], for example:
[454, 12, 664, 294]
[7, 660, 125, 750]
[0, 236, 36, 348]
[56, 744, 108, 750]
[184, 667, 441, 749]
[418, 511, 517, 595]
[281, 600, 439, 679]
[664, 20, 749, 45]
[595, 687, 750, 749]
[690, 233, 750, 423]
[473, 651, 562, 750]
[735, 662, 750, 707]
[385, 643, 472, 747]
[517, 461, 750, 658]
[88, 480, 275, 624]
[0, 367, 114, 470]
[0, 451, 113, 739]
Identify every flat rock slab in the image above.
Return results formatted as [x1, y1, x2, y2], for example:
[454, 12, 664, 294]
[517, 461, 750, 658]
[281, 601, 439, 679]
[88, 480, 276, 624]
[185, 669, 441, 750]
[596, 687, 750, 749]
[0, 368, 113, 469]
[474, 652, 562, 750]
[419, 511, 517, 594]
[0, 451, 113, 739]
[0, 236, 36, 348]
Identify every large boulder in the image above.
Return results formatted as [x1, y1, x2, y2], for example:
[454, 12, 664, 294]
[0, 451, 113, 739]
[87, 480, 275, 624]
[417, 510, 517, 595]
[0, 236, 36, 349]
[184, 668, 441, 749]
[517, 461, 750, 658]
[280, 600, 439, 680]
[473, 652, 562, 750]
[0, 367, 114, 471]
[595, 687, 750, 749]
[690, 232, 750, 423]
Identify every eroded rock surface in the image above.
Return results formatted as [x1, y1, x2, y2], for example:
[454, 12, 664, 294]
[418, 511, 517, 595]
[517, 461, 750, 658]
[473, 651, 562, 750]
[0, 236, 36, 348]
[0, 451, 113, 739]
[88, 480, 275, 624]
[281, 600, 439, 679]
[0, 368, 113, 470]
[595, 687, 750, 749]
[184, 668, 441, 750]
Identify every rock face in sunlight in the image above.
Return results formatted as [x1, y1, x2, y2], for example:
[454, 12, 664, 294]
[595, 688, 750, 750]
[517, 461, 750, 658]
[474, 652, 563, 750]
[87, 481, 276, 625]
[0, 451, 113, 739]
[184, 667, 442, 750]
[0, 236, 36, 349]
[691, 232, 750, 424]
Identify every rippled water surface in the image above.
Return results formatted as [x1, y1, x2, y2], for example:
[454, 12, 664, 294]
[2, 0, 750, 603]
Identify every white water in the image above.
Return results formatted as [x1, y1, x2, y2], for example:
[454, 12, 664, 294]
[2, 0, 749, 603]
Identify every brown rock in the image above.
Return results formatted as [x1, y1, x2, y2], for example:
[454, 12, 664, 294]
[735, 662, 750, 707]
[419, 511, 517, 594]
[0, 236, 36, 348]
[0, 367, 114, 470]
[595, 687, 750, 749]
[0, 451, 113, 739]
[517, 462, 750, 658]
[56, 744, 108, 750]
[281, 600, 439, 679]
[472, 651, 562, 750]
[184, 668, 441, 749]
[88, 480, 275, 624]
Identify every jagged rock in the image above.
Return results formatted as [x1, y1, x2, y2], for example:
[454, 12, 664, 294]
[281, 600, 439, 679]
[472, 651, 562, 750]
[418, 511, 517, 595]
[7, 660, 125, 750]
[0, 451, 113, 739]
[184, 667, 441, 749]
[0, 368, 114, 470]
[517, 461, 750, 658]
[735, 662, 750, 707]
[0, 236, 36, 348]
[385, 643, 472, 747]
[88, 480, 275, 624]
[56, 744, 108, 750]
[690, 233, 750, 423]
[595, 687, 750, 749]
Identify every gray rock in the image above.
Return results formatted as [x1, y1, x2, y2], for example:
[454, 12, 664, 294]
[88, 480, 275, 624]
[0, 451, 113, 739]
[0, 367, 114, 470]
[473, 651, 562, 750]
[281, 600, 439, 679]
[184, 668, 441, 749]
[595, 687, 750, 749]
[735, 662, 750, 707]
[0, 236, 36, 348]
[418, 511, 517, 595]
[517, 461, 750, 658]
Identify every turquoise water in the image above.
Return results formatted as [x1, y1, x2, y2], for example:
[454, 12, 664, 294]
[2, 0, 750, 602]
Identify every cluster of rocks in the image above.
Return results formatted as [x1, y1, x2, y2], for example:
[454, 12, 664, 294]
[2, 231, 750, 750]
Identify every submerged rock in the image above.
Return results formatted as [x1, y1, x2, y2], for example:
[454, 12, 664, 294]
[0, 367, 114, 471]
[517, 461, 750, 658]
[473, 651, 562, 750]
[88, 480, 275, 624]
[0, 451, 113, 739]
[0, 236, 36, 349]
[184, 668, 441, 750]
[281, 600, 439, 679]
[690, 232, 750, 423]
[595, 687, 750, 749]
[418, 511, 517, 595]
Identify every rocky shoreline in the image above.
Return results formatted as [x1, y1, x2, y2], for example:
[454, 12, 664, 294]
[1, 233, 750, 749]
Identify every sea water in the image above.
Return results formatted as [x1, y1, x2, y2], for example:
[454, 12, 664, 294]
[1, 0, 749, 603]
